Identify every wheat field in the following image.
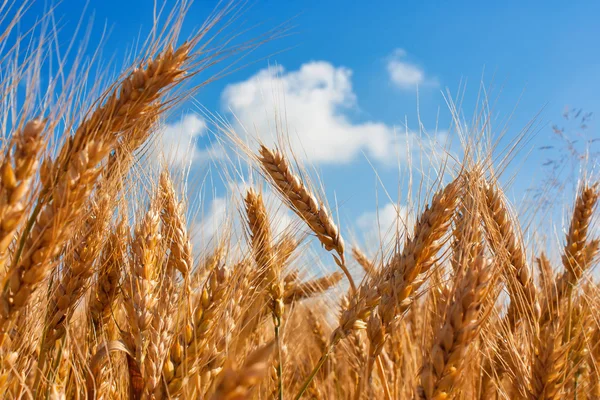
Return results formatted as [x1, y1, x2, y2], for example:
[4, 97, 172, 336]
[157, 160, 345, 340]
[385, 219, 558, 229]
[0, 2, 598, 399]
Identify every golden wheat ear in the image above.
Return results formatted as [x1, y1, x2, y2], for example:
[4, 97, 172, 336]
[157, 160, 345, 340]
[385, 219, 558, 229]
[0, 119, 44, 267]
[89, 217, 129, 336]
[257, 145, 355, 292]
[283, 272, 343, 304]
[417, 255, 493, 400]
[562, 183, 599, 277]
[211, 341, 276, 400]
[351, 247, 376, 276]
[482, 180, 539, 328]
[164, 266, 229, 396]
[368, 177, 461, 367]
[557, 184, 600, 295]
[530, 317, 570, 400]
[540, 183, 599, 323]
[48, 40, 194, 185]
[159, 170, 194, 281]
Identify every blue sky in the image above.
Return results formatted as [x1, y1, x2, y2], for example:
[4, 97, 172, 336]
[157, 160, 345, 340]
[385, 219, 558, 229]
[20, 0, 600, 245]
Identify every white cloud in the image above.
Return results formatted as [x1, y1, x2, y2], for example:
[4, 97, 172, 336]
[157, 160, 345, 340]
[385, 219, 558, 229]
[158, 114, 208, 167]
[221, 61, 439, 165]
[188, 195, 229, 261]
[357, 202, 413, 242]
[386, 49, 436, 90]
[198, 196, 228, 239]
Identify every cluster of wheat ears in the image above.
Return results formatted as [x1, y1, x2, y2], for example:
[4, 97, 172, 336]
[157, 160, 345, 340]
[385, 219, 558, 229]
[0, 2, 599, 400]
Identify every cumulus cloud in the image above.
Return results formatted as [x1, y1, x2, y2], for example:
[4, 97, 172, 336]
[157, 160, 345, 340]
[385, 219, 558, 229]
[188, 195, 229, 261]
[158, 114, 209, 167]
[222, 61, 443, 165]
[197, 196, 229, 239]
[192, 59, 447, 251]
[356, 202, 413, 242]
[386, 49, 437, 90]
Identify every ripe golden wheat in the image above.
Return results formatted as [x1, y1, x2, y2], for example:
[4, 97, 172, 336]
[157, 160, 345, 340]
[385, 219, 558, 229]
[0, 3, 598, 400]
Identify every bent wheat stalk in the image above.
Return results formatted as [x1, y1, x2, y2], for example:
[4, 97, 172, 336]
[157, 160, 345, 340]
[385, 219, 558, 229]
[258, 145, 355, 292]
